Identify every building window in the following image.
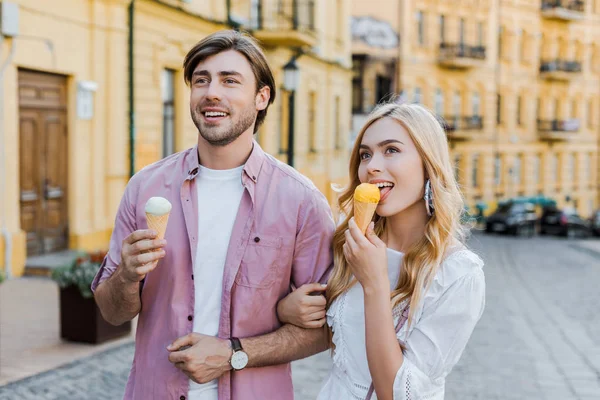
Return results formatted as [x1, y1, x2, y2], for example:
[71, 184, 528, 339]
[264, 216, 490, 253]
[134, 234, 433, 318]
[550, 153, 558, 182]
[334, 96, 341, 150]
[588, 100, 594, 128]
[478, 22, 484, 46]
[498, 26, 503, 59]
[566, 153, 574, 182]
[472, 92, 480, 116]
[494, 154, 502, 186]
[513, 155, 522, 185]
[435, 88, 444, 116]
[517, 95, 522, 126]
[454, 154, 462, 182]
[162, 69, 176, 158]
[351, 56, 364, 112]
[453, 91, 461, 118]
[472, 154, 480, 188]
[533, 154, 541, 184]
[583, 153, 590, 183]
[571, 100, 578, 119]
[416, 11, 425, 46]
[440, 15, 445, 43]
[459, 18, 465, 45]
[497, 94, 502, 124]
[309, 91, 317, 152]
[413, 87, 422, 104]
[376, 75, 393, 104]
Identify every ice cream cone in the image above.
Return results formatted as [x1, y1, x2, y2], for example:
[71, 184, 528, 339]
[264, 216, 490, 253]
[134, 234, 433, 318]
[144, 197, 172, 266]
[353, 183, 380, 235]
[145, 212, 170, 240]
[354, 201, 379, 234]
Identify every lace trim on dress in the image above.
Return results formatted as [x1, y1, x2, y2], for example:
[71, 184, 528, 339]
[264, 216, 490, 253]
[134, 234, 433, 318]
[327, 291, 349, 375]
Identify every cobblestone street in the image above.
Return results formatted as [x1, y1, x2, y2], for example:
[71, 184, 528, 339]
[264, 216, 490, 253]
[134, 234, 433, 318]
[1, 232, 599, 399]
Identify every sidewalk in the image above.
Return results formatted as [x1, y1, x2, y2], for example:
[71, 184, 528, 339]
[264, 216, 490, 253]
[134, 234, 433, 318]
[0, 277, 136, 386]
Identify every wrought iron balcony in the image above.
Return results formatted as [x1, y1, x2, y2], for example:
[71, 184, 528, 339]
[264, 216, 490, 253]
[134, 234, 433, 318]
[231, 0, 317, 48]
[438, 43, 486, 69]
[442, 115, 484, 139]
[537, 118, 580, 140]
[541, 0, 585, 21]
[540, 60, 582, 81]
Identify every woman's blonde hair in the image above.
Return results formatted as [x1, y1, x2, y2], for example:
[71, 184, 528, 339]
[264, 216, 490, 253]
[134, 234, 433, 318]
[326, 102, 468, 342]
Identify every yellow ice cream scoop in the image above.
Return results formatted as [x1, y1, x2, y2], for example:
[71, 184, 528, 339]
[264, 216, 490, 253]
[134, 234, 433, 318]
[354, 183, 380, 203]
[353, 183, 380, 234]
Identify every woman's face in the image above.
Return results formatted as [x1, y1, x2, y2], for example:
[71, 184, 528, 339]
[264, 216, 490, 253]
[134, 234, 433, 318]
[357, 117, 426, 218]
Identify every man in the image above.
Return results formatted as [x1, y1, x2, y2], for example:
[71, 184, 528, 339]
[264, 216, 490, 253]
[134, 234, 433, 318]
[92, 30, 334, 400]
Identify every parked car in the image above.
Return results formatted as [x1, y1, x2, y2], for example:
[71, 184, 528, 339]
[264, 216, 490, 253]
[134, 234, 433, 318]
[589, 210, 600, 236]
[485, 201, 537, 236]
[539, 206, 590, 238]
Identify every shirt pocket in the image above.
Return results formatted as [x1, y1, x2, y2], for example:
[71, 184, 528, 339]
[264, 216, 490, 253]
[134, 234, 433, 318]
[235, 235, 282, 289]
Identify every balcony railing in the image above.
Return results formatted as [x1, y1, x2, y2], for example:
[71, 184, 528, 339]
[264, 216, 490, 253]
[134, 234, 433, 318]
[537, 118, 580, 140]
[232, 0, 317, 47]
[540, 60, 582, 80]
[442, 116, 483, 139]
[438, 43, 486, 69]
[541, 0, 585, 20]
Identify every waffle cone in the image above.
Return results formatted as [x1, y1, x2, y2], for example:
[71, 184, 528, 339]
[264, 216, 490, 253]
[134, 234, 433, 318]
[354, 201, 378, 235]
[146, 212, 170, 240]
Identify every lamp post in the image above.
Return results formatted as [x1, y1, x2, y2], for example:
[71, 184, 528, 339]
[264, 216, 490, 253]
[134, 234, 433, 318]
[283, 56, 299, 167]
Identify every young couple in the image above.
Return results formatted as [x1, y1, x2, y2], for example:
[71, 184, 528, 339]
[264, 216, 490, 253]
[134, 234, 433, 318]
[92, 29, 485, 400]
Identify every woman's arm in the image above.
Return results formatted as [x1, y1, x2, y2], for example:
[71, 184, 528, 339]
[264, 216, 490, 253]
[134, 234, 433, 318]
[276, 283, 328, 328]
[363, 285, 404, 400]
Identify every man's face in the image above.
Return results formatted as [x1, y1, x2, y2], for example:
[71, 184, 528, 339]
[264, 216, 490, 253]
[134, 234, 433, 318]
[189, 50, 268, 147]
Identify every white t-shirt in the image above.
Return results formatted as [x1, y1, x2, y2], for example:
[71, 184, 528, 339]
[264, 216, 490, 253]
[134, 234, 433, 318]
[188, 164, 245, 400]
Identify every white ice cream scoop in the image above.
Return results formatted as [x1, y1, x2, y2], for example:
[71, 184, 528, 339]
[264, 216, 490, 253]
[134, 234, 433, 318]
[144, 197, 172, 216]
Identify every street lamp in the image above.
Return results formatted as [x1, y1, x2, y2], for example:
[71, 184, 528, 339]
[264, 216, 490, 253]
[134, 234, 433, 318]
[283, 56, 299, 167]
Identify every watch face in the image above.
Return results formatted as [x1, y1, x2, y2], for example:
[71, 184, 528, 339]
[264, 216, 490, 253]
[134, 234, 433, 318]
[231, 351, 249, 370]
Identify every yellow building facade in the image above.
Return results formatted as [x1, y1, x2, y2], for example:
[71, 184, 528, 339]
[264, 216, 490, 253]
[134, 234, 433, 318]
[351, 0, 600, 216]
[0, 0, 351, 277]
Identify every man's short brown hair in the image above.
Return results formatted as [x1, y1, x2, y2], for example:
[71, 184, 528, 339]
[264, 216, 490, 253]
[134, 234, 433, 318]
[184, 30, 276, 134]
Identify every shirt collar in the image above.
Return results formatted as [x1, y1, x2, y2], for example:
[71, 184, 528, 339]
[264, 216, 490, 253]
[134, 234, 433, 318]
[184, 140, 265, 182]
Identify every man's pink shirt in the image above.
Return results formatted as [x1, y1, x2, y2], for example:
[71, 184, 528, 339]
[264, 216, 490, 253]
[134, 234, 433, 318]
[91, 142, 335, 400]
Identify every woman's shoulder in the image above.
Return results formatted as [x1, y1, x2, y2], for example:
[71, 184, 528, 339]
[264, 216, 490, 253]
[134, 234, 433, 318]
[433, 246, 484, 289]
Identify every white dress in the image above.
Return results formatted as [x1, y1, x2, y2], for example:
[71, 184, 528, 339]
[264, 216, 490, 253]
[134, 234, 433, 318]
[317, 248, 485, 400]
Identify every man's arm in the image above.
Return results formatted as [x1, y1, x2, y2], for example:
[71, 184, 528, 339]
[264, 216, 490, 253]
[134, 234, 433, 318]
[167, 325, 329, 384]
[242, 324, 329, 368]
[91, 176, 166, 325]
[94, 267, 141, 326]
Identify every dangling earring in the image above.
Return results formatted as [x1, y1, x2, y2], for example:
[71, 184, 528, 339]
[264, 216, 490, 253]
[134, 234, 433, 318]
[424, 179, 434, 216]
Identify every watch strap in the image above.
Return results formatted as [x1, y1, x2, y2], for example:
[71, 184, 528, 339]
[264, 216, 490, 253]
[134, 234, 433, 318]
[230, 337, 243, 353]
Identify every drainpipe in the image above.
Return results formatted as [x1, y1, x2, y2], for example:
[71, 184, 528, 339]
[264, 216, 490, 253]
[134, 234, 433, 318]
[128, 0, 136, 178]
[0, 35, 17, 279]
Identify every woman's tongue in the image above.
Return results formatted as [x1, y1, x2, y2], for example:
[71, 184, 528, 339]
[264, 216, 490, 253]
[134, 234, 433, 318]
[380, 185, 393, 199]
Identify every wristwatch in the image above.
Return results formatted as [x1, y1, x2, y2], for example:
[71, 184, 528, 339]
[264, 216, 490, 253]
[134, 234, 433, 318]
[229, 337, 249, 371]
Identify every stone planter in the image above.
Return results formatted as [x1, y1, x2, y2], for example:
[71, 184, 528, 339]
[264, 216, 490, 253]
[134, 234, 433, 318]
[59, 285, 131, 344]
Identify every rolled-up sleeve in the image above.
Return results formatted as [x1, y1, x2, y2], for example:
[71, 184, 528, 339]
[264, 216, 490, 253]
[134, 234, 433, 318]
[91, 178, 139, 293]
[290, 189, 335, 287]
[393, 267, 486, 400]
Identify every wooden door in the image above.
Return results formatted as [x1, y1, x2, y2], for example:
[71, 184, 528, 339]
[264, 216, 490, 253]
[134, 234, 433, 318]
[18, 70, 68, 256]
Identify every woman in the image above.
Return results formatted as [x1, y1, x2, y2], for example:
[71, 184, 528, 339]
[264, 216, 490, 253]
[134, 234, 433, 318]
[277, 103, 485, 399]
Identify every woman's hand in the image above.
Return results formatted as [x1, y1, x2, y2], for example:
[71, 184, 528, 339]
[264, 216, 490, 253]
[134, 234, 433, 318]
[276, 283, 328, 328]
[344, 218, 389, 292]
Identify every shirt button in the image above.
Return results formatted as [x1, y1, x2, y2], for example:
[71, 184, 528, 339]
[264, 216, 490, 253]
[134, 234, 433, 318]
[254, 237, 260, 243]
[180, 396, 186, 400]
[187, 315, 193, 321]
[191, 274, 194, 280]
[252, 175, 256, 180]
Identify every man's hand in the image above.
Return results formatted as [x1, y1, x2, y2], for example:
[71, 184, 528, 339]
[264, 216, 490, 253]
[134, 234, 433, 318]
[119, 230, 166, 283]
[167, 333, 233, 384]
[276, 283, 327, 328]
